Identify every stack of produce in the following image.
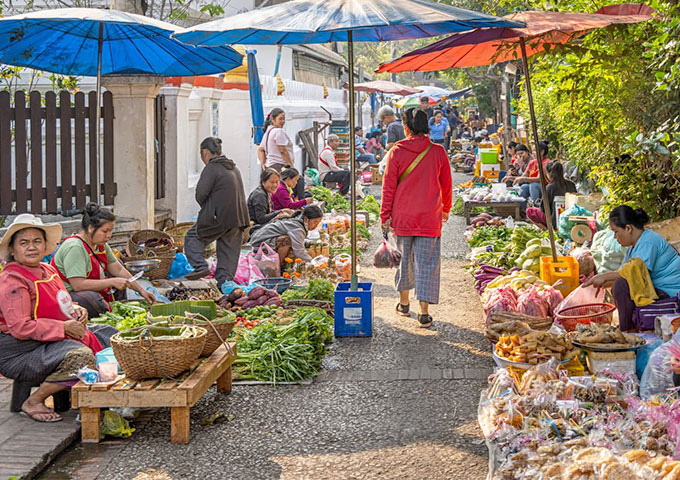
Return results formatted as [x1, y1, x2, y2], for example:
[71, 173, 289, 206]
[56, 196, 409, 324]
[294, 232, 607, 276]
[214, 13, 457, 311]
[467, 225, 512, 251]
[569, 323, 646, 349]
[514, 238, 555, 274]
[310, 186, 349, 212]
[468, 213, 505, 228]
[233, 305, 281, 330]
[486, 316, 554, 342]
[216, 286, 281, 311]
[357, 195, 380, 222]
[482, 270, 563, 319]
[494, 330, 577, 365]
[233, 307, 334, 384]
[91, 301, 149, 331]
[281, 278, 335, 303]
[473, 264, 509, 295]
[508, 225, 546, 262]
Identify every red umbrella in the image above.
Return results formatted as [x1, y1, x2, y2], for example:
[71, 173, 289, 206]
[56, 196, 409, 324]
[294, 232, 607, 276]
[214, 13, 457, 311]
[343, 79, 422, 96]
[377, 5, 655, 259]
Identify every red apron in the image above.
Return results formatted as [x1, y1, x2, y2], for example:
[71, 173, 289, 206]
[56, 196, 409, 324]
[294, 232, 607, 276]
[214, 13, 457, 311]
[2, 263, 103, 353]
[52, 236, 115, 304]
[318, 147, 336, 168]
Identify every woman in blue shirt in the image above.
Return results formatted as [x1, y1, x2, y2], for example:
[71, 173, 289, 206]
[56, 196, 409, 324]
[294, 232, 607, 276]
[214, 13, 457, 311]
[428, 110, 450, 146]
[583, 205, 680, 331]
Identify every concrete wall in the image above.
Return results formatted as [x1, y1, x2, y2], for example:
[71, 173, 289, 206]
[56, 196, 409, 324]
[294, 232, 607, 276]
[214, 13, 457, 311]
[159, 72, 348, 223]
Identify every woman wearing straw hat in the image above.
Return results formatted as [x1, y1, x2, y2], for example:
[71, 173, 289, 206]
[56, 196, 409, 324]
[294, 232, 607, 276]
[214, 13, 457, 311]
[0, 214, 116, 422]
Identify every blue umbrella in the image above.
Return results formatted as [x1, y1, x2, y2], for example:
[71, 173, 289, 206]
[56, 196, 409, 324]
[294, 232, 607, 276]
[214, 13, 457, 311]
[0, 8, 243, 201]
[175, 0, 524, 287]
[247, 50, 265, 145]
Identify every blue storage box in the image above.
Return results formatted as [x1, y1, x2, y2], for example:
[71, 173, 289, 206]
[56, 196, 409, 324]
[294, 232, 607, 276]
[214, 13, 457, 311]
[334, 282, 373, 337]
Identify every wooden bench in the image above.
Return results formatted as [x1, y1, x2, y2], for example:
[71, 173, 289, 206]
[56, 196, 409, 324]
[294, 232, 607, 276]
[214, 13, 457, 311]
[72, 342, 237, 444]
[464, 200, 522, 224]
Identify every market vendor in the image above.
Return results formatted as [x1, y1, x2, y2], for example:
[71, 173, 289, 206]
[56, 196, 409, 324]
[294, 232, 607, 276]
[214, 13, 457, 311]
[582, 206, 680, 331]
[0, 214, 116, 422]
[526, 161, 576, 229]
[248, 206, 323, 265]
[429, 110, 451, 146]
[247, 168, 293, 234]
[503, 142, 551, 205]
[271, 167, 314, 211]
[52, 203, 156, 319]
[318, 134, 351, 195]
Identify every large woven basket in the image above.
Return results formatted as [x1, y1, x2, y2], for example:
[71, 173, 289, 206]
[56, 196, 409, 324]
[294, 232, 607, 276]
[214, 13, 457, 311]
[163, 222, 193, 253]
[195, 319, 236, 356]
[128, 229, 175, 256]
[121, 250, 176, 280]
[111, 326, 207, 380]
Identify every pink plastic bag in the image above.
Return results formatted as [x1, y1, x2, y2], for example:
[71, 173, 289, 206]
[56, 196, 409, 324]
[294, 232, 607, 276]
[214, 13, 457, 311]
[373, 235, 402, 268]
[555, 285, 606, 314]
[249, 243, 280, 278]
[234, 253, 264, 284]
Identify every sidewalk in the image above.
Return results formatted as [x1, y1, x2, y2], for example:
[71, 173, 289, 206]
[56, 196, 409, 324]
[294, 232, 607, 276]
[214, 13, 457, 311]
[0, 377, 80, 480]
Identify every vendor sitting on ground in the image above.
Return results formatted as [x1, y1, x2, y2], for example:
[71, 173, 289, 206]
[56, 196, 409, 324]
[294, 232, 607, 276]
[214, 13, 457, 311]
[354, 127, 377, 165]
[526, 161, 576, 229]
[503, 142, 551, 205]
[271, 167, 314, 211]
[247, 168, 293, 234]
[318, 134, 351, 195]
[583, 205, 680, 332]
[0, 215, 117, 422]
[52, 203, 156, 319]
[365, 131, 385, 159]
[247, 206, 323, 265]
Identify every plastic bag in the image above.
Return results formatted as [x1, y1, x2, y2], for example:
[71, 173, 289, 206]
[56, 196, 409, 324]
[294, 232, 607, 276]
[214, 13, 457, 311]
[558, 204, 592, 238]
[168, 253, 194, 279]
[100, 410, 135, 438]
[335, 254, 351, 281]
[569, 247, 596, 281]
[555, 285, 605, 314]
[591, 228, 626, 273]
[234, 253, 264, 284]
[373, 235, 402, 268]
[305, 168, 321, 186]
[220, 281, 259, 295]
[249, 243, 280, 278]
[640, 339, 677, 399]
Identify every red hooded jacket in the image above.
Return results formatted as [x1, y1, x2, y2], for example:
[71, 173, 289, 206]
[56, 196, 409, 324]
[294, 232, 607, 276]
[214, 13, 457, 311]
[380, 134, 452, 237]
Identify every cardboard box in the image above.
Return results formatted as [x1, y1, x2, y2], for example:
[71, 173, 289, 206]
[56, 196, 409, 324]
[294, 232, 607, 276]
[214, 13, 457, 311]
[370, 166, 383, 185]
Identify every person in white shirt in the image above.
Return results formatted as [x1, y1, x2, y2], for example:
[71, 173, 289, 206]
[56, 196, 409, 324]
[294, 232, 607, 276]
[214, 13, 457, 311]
[318, 134, 350, 195]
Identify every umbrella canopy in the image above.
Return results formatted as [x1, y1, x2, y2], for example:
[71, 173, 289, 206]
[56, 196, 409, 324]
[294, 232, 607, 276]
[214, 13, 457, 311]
[174, 0, 525, 46]
[395, 95, 438, 109]
[247, 50, 265, 145]
[343, 80, 422, 96]
[377, 8, 654, 73]
[413, 85, 455, 98]
[0, 8, 244, 76]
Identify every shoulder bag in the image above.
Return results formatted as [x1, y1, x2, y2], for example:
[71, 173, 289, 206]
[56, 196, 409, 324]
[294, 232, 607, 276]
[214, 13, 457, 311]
[398, 142, 432, 184]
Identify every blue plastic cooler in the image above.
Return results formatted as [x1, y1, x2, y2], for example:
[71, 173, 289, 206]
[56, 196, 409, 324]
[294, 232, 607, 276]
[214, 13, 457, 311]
[334, 282, 373, 337]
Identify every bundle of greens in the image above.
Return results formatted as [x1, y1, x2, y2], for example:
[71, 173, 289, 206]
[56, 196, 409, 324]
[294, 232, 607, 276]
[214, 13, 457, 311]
[281, 278, 335, 302]
[234, 307, 333, 383]
[358, 195, 380, 219]
[92, 301, 149, 331]
[467, 226, 512, 250]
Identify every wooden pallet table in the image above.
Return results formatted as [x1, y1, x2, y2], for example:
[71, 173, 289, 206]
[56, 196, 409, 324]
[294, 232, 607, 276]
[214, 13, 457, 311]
[72, 342, 236, 444]
[464, 200, 522, 224]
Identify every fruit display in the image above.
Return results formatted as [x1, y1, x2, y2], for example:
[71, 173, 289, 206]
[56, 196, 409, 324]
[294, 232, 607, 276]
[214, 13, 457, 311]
[514, 238, 555, 274]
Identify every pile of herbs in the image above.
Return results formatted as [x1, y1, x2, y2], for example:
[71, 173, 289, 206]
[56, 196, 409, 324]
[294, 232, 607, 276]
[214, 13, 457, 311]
[281, 279, 335, 302]
[467, 226, 512, 250]
[233, 307, 333, 383]
[309, 186, 349, 212]
[91, 301, 149, 331]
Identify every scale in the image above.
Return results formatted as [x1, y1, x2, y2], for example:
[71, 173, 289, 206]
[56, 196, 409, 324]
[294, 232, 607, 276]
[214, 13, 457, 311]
[567, 215, 596, 244]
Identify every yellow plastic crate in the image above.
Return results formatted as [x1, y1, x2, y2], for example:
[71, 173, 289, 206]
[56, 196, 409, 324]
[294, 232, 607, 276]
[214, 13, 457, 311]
[540, 255, 580, 297]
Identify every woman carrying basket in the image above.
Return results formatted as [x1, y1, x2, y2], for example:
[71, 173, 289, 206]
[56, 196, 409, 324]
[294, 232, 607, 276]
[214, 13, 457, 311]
[380, 108, 453, 329]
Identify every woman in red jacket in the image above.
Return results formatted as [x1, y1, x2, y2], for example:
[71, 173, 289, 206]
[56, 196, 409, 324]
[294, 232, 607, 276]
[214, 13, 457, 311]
[381, 108, 453, 328]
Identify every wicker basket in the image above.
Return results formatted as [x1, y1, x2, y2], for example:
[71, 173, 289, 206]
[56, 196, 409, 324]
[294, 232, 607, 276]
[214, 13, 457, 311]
[487, 311, 554, 331]
[128, 229, 175, 256]
[196, 320, 236, 356]
[554, 303, 616, 332]
[111, 326, 207, 380]
[122, 250, 176, 280]
[163, 223, 193, 253]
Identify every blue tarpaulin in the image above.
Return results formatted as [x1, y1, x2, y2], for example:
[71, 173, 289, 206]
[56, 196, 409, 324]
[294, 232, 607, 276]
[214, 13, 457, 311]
[247, 50, 265, 145]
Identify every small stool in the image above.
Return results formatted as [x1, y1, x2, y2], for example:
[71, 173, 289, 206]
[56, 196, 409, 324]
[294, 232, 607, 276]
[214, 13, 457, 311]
[10, 380, 71, 413]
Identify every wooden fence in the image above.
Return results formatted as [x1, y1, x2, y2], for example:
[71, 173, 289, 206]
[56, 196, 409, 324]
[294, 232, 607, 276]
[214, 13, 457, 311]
[0, 90, 116, 215]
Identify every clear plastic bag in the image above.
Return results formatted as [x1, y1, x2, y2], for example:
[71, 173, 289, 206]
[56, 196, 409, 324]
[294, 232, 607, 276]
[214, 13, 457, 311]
[250, 243, 280, 278]
[639, 338, 679, 399]
[373, 235, 402, 269]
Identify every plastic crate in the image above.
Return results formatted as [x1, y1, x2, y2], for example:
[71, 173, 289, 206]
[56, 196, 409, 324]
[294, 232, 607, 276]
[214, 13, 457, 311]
[479, 148, 499, 164]
[540, 255, 580, 297]
[334, 282, 373, 337]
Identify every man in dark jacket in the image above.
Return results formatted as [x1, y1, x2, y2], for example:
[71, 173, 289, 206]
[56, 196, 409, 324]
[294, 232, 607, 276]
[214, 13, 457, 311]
[185, 137, 249, 288]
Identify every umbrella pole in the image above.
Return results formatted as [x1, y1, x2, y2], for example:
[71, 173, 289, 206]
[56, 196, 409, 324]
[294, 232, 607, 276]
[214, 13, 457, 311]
[94, 22, 103, 205]
[348, 31, 358, 290]
[519, 38, 558, 262]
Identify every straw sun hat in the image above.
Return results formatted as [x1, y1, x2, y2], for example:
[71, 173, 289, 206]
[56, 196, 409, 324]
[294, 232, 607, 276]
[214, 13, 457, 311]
[0, 214, 63, 261]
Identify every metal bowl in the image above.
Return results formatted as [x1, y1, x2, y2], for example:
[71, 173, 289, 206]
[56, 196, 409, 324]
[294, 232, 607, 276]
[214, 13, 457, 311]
[124, 259, 161, 273]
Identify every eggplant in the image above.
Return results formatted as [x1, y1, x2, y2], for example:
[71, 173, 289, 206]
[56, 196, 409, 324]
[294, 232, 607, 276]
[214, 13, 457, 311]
[234, 296, 248, 307]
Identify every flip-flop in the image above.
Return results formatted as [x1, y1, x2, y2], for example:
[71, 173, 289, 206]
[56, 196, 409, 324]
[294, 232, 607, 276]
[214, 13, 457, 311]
[417, 314, 433, 329]
[395, 302, 410, 317]
[21, 407, 63, 423]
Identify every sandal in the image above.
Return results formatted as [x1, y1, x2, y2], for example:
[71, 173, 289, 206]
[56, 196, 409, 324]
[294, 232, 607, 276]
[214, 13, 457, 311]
[395, 302, 410, 317]
[418, 314, 433, 329]
[21, 406, 63, 423]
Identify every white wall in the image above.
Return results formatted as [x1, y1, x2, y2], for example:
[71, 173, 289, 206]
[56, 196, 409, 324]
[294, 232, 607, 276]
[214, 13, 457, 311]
[160, 72, 348, 223]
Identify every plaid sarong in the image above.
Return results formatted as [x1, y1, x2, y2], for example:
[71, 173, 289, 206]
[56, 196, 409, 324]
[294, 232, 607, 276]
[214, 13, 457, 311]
[394, 236, 441, 304]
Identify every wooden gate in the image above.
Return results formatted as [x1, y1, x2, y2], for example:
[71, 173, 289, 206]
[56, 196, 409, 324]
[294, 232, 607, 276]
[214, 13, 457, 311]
[0, 90, 116, 215]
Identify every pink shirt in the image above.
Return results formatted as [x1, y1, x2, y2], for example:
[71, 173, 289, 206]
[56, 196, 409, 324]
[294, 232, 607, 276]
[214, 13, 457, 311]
[0, 263, 66, 342]
[271, 181, 307, 210]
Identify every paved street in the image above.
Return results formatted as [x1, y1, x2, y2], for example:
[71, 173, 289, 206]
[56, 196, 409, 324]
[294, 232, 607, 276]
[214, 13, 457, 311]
[36, 171, 494, 480]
